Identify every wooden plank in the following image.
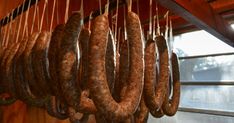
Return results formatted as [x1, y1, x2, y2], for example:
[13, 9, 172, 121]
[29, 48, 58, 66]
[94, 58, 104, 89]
[211, 0, 234, 14]
[0, 100, 70, 123]
[157, 0, 234, 47]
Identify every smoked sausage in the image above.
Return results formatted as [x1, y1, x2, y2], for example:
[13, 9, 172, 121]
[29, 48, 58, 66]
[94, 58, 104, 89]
[88, 11, 144, 121]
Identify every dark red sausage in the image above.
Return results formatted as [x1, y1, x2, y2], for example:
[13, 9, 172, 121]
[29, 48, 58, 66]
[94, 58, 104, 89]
[150, 108, 164, 118]
[78, 27, 90, 90]
[23, 32, 43, 97]
[19, 32, 48, 107]
[58, 12, 82, 110]
[31, 31, 51, 96]
[144, 36, 169, 115]
[106, 29, 116, 94]
[0, 43, 18, 95]
[12, 36, 28, 97]
[162, 52, 180, 116]
[134, 96, 149, 123]
[3, 42, 20, 96]
[88, 11, 144, 121]
[45, 96, 68, 119]
[76, 27, 97, 114]
[48, 24, 65, 96]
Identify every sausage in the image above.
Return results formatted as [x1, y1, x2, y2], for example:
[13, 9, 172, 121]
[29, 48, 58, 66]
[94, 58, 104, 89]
[106, 29, 116, 94]
[18, 32, 48, 107]
[0, 95, 16, 105]
[58, 12, 82, 110]
[31, 31, 51, 96]
[23, 32, 44, 97]
[0, 46, 8, 93]
[144, 36, 169, 114]
[150, 108, 164, 118]
[134, 95, 149, 123]
[114, 32, 129, 102]
[88, 11, 144, 121]
[78, 27, 90, 90]
[12, 36, 28, 98]
[45, 96, 69, 119]
[162, 52, 180, 116]
[48, 24, 65, 96]
[3, 42, 20, 96]
[73, 27, 97, 115]
[0, 43, 18, 94]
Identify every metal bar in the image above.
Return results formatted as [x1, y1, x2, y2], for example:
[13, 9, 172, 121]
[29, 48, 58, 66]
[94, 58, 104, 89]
[179, 107, 234, 117]
[181, 81, 234, 86]
[0, 0, 41, 27]
[178, 52, 234, 60]
[83, 0, 126, 23]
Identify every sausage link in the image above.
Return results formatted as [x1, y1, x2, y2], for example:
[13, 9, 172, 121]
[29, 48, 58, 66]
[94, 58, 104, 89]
[45, 96, 69, 119]
[24, 33, 43, 97]
[48, 24, 65, 96]
[78, 28, 90, 89]
[58, 13, 82, 110]
[106, 29, 116, 94]
[134, 95, 149, 123]
[76, 27, 97, 114]
[19, 33, 48, 107]
[150, 108, 164, 118]
[4, 42, 20, 96]
[162, 52, 180, 116]
[114, 34, 129, 102]
[0, 94, 16, 105]
[31, 31, 52, 96]
[0, 43, 19, 95]
[12, 36, 28, 98]
[144, 36, 169, 114]
[88, 11, 144, 121]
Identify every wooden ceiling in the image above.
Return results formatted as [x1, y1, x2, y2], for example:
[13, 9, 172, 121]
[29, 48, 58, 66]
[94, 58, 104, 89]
[0, 0, 234, 46]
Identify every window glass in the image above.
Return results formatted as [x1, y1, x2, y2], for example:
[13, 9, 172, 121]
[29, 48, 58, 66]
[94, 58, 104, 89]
[180, 86, 234, 112]
[173, 30, 234, 57]
[179, 55, 234, 81]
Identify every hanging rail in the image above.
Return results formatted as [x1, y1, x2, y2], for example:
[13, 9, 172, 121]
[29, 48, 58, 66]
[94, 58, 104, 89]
[0, 0, 127, 27]
[0, 0, 41, 27]
[84, 0, 126, 23]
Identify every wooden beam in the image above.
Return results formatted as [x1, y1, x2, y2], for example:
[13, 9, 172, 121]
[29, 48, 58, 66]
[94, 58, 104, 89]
[157, 0, 234, 47]
[211, 0, 234, 14]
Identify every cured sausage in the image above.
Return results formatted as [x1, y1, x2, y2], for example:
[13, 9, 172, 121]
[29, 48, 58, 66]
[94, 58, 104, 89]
[78, 27, 90, 90]
[150, 108, 164, 118]
[18, 32, 48, 107]
[0, 94, 16, 105]
[23, 32, 43, 97]
[3, 42, 20, 96]
[58, 12, 82, 110]
[45, 96, 69, 119]
[134, 96, 149, 123]
[76, 27, 97, 114]
[88, 11, 144, 120]
[106, 29, 116, 94]
[48, 24, 65, 96]
[31, 31, 51, 96]
[0, 43, 18, 94]
[144, 36, 169, 114]
[12, 37, 28, 97]
[114, 32, 129, 102]
[162, 52, 180, 116]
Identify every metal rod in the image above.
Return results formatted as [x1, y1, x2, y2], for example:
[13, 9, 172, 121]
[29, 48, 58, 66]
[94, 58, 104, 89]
[178, 52, 234, 60]
[0, 0, 41, 27]
[181, 81, 234, 86]
[83, 0, 126, 23]
[179, 107, 234, 117]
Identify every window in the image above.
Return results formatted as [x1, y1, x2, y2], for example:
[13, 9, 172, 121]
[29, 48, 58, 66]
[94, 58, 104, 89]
[173, 30, 234, 113]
